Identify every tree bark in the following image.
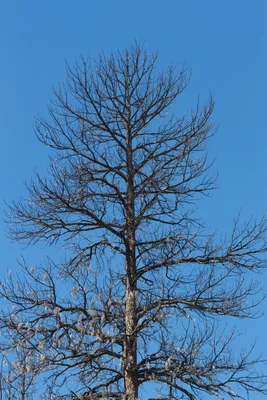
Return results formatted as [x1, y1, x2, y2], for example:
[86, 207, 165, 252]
[124, 273, 138, 399]
[124, 75, 138, 399]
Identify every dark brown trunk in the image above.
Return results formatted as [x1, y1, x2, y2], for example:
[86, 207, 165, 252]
[124, 274, 138, 399]
[124, 78, 138, 398]
[124, 171, 138, 398]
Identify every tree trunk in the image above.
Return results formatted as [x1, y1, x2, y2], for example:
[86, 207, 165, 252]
[124, 85, 138, 398]
[124, 275, 138, 399]
[124, 177, 138, 398]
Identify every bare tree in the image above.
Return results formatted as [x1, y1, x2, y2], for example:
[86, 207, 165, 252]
[1, 43, 267, 399]
[0, 348, 37, 400]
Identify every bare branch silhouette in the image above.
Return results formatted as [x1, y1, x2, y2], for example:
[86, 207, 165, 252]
[2, 43, 267, 399]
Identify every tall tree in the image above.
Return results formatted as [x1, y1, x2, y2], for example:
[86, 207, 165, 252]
[1, 44, 267, 399]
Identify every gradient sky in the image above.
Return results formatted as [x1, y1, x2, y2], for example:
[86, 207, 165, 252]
[0, 1, 266, 398]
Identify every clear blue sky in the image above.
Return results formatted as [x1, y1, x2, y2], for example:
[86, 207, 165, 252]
[0, 1, 266, 398]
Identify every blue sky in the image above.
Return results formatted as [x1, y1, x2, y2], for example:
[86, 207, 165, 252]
[0, 1, 266, 398]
